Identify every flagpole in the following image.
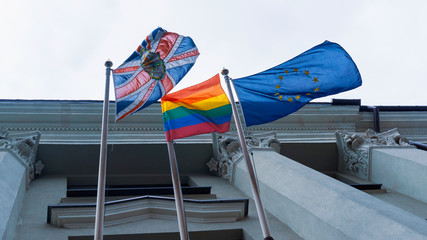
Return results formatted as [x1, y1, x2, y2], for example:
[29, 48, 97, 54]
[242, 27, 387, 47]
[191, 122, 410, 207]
[94, 60, 113, 240]
[166, 141, 190, 240]
[222, 69, 274, 240]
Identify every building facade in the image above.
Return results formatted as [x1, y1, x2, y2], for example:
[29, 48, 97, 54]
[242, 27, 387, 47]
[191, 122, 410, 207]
[1, 99, 427, 240]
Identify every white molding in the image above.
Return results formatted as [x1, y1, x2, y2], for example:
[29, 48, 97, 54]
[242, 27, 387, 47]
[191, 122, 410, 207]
[1, 100, 427, 144]
[49, 196, 248, 228]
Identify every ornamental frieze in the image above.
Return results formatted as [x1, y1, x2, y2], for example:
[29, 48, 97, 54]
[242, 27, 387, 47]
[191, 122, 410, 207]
[0, 128, 43, 184]
[207, 131, 280, 183]
[335, 128, 413, 180]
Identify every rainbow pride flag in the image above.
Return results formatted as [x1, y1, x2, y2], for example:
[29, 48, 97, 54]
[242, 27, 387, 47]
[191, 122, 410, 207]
[161, 74, 232, 141]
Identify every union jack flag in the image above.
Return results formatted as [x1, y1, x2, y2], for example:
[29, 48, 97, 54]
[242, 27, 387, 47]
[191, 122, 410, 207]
[113, 27, 199, 121]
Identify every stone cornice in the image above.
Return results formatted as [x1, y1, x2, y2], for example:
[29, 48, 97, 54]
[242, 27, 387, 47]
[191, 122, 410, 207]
[1, 100, 427, 144]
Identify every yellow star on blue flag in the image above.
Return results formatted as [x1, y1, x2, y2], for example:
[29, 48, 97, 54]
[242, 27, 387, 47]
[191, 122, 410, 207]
[232, 41, 362, 126]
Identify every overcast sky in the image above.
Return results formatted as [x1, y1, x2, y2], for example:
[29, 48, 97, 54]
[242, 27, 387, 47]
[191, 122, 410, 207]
[1, 0, 426, 106]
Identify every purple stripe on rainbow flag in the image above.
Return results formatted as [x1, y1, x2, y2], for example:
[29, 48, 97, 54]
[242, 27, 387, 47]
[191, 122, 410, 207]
[165, 121, 230, 142]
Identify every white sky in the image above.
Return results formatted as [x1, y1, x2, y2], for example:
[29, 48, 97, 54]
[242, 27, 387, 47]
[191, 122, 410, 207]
[1, 0, 426, 106]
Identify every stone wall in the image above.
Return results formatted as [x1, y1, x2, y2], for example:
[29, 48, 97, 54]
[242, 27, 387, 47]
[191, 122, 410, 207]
[233, 150, 427, 240]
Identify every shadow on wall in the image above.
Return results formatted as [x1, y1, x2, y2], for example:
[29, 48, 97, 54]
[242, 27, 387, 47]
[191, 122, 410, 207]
[280, 142, 338, 172]
[37, 143, 214, 176]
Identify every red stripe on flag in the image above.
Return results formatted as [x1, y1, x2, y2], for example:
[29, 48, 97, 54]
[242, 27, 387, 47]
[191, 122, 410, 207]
[146, 36, 151, 50]
[162, 74, 222, 102]
[165, 121, 230, 142]
[168, 49, 200, 63]
[161, 75, 174, 93]
[117, 81, 157, 121]
[116, 71, 151, 99]
[155, 32, 179, 60]
[113, 66, 140, 74]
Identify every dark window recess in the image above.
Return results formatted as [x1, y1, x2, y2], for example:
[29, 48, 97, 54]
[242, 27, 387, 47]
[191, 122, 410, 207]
[350, 184, 382, 190]
[68, 228, 248, 240]
[325, 173, 383, 191]
[67, 185, 211, 197]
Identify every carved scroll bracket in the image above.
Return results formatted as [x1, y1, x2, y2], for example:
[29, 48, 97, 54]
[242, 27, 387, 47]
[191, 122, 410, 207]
[0, 128, 43, 187]
[207, 131, 280, 184]
[335, 128, 413, 180]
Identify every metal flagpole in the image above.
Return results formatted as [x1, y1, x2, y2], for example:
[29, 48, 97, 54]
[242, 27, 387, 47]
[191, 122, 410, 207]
[166, 141, 190, 240]
[221, 69, 274, 240]
[94, 60, 113, 240]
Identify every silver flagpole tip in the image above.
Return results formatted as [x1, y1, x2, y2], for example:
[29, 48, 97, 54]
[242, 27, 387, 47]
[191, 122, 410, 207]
[105, 60, 113, 68]
[221, 68, 229, 76]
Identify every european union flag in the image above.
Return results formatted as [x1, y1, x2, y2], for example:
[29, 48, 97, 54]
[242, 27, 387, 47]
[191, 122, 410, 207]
[232, 41, 362, 126]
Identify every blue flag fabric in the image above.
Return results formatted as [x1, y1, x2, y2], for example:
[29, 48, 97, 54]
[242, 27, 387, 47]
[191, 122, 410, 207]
[232, 41, 362, 126]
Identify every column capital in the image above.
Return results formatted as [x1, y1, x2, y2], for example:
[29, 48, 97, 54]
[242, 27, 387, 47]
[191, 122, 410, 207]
[207, 131, 280, 183]
[0, 128, 43, 183]
[335, 128, 413, 180]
